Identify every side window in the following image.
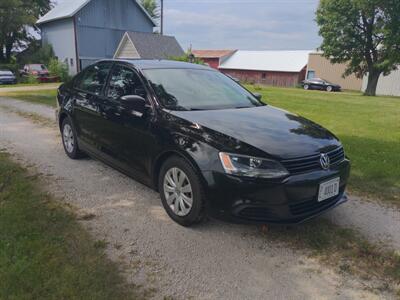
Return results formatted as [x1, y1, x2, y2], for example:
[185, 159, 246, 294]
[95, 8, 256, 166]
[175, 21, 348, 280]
[107, 65, 146, 101]
[76, 63, 112, 95]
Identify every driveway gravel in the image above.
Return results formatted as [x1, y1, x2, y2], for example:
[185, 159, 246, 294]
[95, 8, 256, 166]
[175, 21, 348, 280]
[0, 97, 398, 299]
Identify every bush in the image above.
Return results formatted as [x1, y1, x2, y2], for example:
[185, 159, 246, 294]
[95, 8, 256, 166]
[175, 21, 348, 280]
[26, 75, 39, 84]
[18, 43, 55, 66]
[169, 53, 205, 65]
[48, 58, 70, 82]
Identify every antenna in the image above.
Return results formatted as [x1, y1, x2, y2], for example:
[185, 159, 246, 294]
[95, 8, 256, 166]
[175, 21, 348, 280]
[160, 0, 164, 35]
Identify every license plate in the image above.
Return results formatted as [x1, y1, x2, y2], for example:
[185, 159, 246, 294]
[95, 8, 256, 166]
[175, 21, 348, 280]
[318, 177, 340, 202]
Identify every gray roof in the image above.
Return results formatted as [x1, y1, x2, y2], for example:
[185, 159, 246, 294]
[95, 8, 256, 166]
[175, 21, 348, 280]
[126, 31, 184, 59]
[37, 0, 156, 26]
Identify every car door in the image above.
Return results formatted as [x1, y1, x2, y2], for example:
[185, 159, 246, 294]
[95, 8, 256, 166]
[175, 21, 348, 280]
[71, 62, 113, 153]
[98, 64, 153, 176]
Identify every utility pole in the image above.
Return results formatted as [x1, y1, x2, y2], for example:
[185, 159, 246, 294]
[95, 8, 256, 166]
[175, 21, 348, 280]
[160, 0, 164, 35]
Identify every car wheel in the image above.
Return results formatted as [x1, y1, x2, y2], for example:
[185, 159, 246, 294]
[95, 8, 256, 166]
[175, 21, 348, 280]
[159, 156, 206, 227]
[326, 86, 333, 92]
[61, 118, 84, 159]
[304, 84, 309, 90]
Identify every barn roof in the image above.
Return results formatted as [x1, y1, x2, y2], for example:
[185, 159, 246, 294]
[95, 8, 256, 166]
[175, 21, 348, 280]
[192, 50, 237, 59]
[114, 31, 184, 59]
[37, 0, 156, 26]
[219, 50, 313, 73]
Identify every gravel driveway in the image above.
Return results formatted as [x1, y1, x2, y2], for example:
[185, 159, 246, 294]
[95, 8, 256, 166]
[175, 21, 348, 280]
[0, 97, 398, 299]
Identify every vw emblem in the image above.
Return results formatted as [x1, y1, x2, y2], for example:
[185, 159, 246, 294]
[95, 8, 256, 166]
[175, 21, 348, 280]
[320, 153, 330, 170]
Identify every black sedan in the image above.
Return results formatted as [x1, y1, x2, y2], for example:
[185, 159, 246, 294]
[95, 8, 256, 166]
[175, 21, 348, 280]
[57, 60, 350, 227]
[301, 78, 341, 92]
[0, 70, 16, 85]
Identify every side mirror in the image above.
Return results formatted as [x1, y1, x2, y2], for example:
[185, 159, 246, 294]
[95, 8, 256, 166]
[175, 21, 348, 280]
[253, 93, 262, 101]
[120, 95, 146, 117]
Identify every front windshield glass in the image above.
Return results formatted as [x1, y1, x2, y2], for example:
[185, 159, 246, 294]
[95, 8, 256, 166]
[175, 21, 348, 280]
[0, 70, 13, 76]
[30, 64, 46, 71]
[144, 68, 264, 111]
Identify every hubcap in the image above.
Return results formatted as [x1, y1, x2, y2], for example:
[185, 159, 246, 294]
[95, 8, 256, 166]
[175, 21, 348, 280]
[163, 167, 193, 217]
[63, 124, 75, 153]
[304, 85, 309, 90]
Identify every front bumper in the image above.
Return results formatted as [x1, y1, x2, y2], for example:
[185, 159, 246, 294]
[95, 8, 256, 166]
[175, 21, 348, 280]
[202, 159, 351, 224]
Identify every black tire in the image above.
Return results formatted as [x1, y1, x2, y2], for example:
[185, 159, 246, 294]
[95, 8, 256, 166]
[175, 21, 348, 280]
[326, 85, 333, 92]
[304, 84, 309, 90]
[61, 117, 85, 159]
[158, 156, 206, 227]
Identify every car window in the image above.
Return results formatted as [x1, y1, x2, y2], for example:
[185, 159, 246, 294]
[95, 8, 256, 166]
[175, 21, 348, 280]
[30, 64, 46, 71]
[144, 68, 263, 111]
[76, 62, 112, 95]
[107, 65, 146, 101]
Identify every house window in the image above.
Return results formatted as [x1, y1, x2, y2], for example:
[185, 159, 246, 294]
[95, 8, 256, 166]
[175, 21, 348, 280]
[307, 70, 315, 79]
[262, 73, 267, 79]
[70, 58, 74, 67]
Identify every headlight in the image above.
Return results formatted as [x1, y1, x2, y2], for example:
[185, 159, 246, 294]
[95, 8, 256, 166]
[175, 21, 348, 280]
[219, 152, 289, 179]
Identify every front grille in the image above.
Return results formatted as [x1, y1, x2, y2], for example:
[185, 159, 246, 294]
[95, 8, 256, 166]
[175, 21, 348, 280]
[281, 147, 345, 175]
[237, 206, 274, 221]
[289, 194, 341, 216]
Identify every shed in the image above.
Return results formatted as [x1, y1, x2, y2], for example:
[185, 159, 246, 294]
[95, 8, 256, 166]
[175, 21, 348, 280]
[192, 50, 237, 69]
[114, 31, 184, 60]
[219, 50, 312, 87]
[306, 53, 362, 91]
[37, 0, 156, 75]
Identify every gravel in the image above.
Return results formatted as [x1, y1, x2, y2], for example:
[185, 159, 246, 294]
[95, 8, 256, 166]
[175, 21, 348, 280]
[0, 97, 398, 299]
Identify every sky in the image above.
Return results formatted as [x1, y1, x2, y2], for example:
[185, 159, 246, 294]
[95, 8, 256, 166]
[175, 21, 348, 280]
[162, 0, 321, 51]
[56, 0, 322, 51]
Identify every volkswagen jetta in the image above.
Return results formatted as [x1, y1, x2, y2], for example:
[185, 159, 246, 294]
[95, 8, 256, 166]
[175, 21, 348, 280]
[57, 60, 350, 226]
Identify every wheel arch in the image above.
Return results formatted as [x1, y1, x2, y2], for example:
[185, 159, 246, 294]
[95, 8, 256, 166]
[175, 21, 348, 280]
[152, 149, 205, 192]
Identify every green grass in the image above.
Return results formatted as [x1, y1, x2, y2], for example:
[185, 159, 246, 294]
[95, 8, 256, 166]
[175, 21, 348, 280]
[247, 85, 400, 205]
[0, 90, 57, 107]
[0, 151, 140, 299]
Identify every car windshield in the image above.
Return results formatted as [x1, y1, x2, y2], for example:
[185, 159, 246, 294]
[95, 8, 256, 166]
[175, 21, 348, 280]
[143, 68, 264, 111]
[30, 64, 46, 71]
[0, 70, 13, 76]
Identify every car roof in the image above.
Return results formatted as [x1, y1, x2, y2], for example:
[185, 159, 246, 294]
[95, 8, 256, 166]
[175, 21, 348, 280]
[98, 59, 214, 71]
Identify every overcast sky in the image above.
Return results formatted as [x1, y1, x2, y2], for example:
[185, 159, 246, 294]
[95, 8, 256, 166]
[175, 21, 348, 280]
[57, 0, 321, 51]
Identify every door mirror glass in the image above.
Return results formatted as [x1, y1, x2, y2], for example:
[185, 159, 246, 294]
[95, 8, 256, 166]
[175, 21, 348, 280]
[120, 95, 146, 117]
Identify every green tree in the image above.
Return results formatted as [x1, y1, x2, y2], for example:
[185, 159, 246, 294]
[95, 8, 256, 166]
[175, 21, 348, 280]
[140, 0, 160, 19]
[316, 0, 400, 96]
[0, 0, 51, 62]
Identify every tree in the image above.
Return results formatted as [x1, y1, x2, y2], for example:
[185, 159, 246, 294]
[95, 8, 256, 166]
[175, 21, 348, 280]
[316, 0, 400, 96]
[140, 0, 160, 19]
[0, 0, 51, 62]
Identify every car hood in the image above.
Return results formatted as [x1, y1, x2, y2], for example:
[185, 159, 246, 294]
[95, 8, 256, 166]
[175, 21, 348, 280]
[169, 105, 341, 159]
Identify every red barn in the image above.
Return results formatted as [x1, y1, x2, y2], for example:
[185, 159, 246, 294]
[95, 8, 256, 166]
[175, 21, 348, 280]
[192, 50, 237, 70]
[219, 50, 311, 87]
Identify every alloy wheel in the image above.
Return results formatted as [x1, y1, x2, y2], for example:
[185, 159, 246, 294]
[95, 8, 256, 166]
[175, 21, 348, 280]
[163, 167, 193, 217]
[63, 124, 75, 153]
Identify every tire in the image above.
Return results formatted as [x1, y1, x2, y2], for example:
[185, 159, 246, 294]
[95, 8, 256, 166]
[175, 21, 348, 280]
[326, 86, 333, 92]
[304, 84, 309, 90]
[61, 117, 85, 159]
[158, 156, 206, 227]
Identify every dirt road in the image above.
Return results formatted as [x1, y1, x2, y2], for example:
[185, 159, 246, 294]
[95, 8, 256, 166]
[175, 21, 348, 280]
[0, 97, 398, 299]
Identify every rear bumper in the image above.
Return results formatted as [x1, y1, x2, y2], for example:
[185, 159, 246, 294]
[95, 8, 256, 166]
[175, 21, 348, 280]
[202, 159, 351, 224]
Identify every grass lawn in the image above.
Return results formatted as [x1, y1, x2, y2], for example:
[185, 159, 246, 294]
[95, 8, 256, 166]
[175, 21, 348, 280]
[0, 151, 139, 299]
[247, 85, 400, 204]
[0, 89, 57, 107]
